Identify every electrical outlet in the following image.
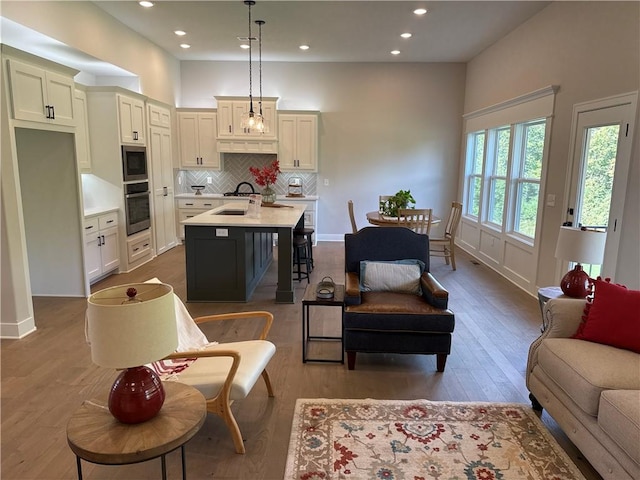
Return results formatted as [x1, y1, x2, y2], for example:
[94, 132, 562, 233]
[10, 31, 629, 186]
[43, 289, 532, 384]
[207, 177, 212, 184]
[324, 179, 329, 186]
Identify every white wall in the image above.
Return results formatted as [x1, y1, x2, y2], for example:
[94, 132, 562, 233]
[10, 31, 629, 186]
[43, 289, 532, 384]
[463, 1, 640, 288]
[181, 61, 467, 238]
[0, 1, 180, 105]
[15, 129, 85, 296]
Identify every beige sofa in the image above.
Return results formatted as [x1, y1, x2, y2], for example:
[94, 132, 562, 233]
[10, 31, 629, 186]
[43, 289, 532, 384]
[526, 298, 640, 480]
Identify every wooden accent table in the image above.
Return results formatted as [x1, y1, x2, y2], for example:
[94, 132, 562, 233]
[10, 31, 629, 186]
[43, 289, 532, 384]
[302, 282, 345, 363]
[67, 382, 206, 480]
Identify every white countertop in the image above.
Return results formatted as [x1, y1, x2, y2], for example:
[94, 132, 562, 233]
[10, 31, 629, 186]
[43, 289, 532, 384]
[182, 201, 306, 228]
[175, 193, 318, 201]
[84, 206, 119, 218]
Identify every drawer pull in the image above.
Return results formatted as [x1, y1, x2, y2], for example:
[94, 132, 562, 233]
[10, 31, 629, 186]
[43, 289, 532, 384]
[133, 247, 139, 252]
[85, 225, 94, 230]
[106, 220, 114, 224]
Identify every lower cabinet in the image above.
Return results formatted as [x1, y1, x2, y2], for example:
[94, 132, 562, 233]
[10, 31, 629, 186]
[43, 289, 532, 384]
[279, 198, 317, 244]
[126, 230, 153, 265]
[176, 197, 225, 240]
[84, 211, 119, 283]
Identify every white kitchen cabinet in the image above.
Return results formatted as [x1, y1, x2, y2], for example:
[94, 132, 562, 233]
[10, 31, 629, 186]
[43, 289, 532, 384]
[278, 113, 319, 172]
[148, 104, 177, 256]
[176, 197, 225, 239]
[74, 89, 92, 172]
[215, 97, 277, 139]
[127, 230, 153, 265]
[84, 211, 120, 283]
[278, 197, 318, 244]
[177, 111, 220, 169]
[118, 94, 146, 145]
[148, 103, 171, 128]
[7, 58, 76, 126]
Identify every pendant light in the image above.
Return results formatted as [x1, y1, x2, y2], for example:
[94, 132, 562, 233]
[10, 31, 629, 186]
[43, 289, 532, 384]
[254, 19, 265, 133]
[240, 0, 262, 131]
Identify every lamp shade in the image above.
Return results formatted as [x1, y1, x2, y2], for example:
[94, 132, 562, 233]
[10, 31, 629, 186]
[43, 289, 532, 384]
[87, 283, 177, 369]
[555, 227, 606, 265]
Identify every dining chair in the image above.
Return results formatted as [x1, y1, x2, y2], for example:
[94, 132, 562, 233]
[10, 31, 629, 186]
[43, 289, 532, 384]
[397, 208, 432, 235]
[430, 201, 463, 270]
[348, 200, 359, 233]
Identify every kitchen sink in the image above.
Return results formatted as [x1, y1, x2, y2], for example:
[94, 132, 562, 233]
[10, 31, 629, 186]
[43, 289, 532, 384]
[216, 210, 246, 216]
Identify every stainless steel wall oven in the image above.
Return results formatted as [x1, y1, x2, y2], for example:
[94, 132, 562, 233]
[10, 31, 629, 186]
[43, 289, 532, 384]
[124, 181, 150, 236]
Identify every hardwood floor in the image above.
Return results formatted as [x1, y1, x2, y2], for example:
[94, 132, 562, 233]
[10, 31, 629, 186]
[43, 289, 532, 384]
[1, 242, 602, 479]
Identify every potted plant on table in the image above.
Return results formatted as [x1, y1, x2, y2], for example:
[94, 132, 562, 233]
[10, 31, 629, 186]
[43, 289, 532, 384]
[249, 160, 280, 204]
[379, 189, 416, 218]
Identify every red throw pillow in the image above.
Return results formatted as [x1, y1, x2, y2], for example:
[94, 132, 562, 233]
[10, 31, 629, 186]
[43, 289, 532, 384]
[573, 278, 640, 353]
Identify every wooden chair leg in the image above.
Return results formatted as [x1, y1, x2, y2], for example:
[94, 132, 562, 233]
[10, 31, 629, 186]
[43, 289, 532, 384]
[261, 369, 274, 397]
[347, 351, 356, 370]
[208, 397, 246, 454]
[449, 242, 456, 270]
[436, 353, 447, 372]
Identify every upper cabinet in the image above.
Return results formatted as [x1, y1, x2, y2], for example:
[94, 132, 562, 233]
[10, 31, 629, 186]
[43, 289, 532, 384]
[177, 110, 220, 170]
[118, 94, 146, 145]
[74, 89, 92, 172]
[148, 103, 171, 129]
[278, 112, 319, 172]
[7, 58, 76, 127]
[215, 97, 277, 139]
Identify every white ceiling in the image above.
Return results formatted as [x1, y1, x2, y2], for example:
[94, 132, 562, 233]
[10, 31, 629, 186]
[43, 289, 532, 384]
[1, 1, 550, 76]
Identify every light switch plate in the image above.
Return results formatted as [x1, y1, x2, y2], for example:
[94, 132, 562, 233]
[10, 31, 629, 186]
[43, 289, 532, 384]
[546, 194, 556, 207]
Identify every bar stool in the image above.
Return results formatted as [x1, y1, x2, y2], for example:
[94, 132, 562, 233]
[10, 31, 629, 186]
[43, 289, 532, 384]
[293, 235, 311, 283]
[293, 227, 314, 271]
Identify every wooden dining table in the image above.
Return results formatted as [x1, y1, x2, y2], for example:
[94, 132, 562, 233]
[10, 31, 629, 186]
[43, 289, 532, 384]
[366, 211, 441, 227]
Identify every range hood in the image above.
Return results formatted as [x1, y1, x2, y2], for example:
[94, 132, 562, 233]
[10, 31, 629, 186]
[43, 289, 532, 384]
[217, 138, 278, 154]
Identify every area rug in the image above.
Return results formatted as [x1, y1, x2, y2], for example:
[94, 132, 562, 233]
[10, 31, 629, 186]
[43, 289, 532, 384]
[284, 398, 586, 480]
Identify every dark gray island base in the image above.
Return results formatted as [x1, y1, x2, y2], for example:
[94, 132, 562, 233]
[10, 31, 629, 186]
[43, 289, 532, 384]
[182, 202, 306, 303]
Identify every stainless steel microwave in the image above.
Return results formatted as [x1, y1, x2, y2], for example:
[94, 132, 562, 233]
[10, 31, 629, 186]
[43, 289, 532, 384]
[122, 145, 148, 182]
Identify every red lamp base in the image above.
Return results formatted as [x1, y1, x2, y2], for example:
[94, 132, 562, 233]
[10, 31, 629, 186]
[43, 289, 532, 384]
[108, 366, 165, 424]
[559, 264, 591, 298]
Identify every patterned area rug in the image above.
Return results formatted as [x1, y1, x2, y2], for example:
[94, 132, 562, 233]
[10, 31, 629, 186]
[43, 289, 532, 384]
[285, 399, 586, 480]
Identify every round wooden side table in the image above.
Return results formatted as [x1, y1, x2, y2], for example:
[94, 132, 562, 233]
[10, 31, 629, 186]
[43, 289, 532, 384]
[67, 381, 206, 480]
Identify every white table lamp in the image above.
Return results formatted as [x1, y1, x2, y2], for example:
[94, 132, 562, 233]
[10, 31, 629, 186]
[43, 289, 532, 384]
[555, 226, 606, 298]
[87, 282, 177, 424]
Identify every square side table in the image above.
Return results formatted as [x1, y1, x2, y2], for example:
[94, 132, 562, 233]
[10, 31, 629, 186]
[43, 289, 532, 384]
[302, 283, 345, 363]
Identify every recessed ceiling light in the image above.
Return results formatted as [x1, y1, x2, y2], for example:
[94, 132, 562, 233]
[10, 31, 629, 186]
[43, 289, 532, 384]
[139, 1, 154, 8]
[174, 30, 186, 36]
[240, 44, 250, 49]
[414, 8, 428, 15]
[180, 44, 191, 49]
[391, 50, 401, 55]
[401, 33, 412, 39]
[299, 45, 310, 51]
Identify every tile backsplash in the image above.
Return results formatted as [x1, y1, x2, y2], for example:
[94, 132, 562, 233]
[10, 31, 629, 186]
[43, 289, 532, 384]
[175, 153, 317, 196]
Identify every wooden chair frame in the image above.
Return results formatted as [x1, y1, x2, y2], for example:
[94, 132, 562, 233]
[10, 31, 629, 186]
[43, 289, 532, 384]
[348, 200, 358, 234]
[165, 311, 274, 454]
[430, 202, 463, 270]
[397, 208, 433, 235]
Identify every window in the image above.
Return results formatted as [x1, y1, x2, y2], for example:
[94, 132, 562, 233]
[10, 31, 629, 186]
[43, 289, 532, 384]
[511, 121, 545, 238]
[486, 127, 510, 226]
[463, 119, 546, 240]
[465, 131, 485, 218]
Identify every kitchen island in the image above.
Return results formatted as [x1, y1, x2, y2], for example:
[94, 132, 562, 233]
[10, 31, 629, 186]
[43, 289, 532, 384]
[182, 201, 306, 303]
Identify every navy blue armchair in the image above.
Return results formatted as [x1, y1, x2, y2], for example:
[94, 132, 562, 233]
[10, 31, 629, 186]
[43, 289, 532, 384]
[344, 227, 455, 371]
